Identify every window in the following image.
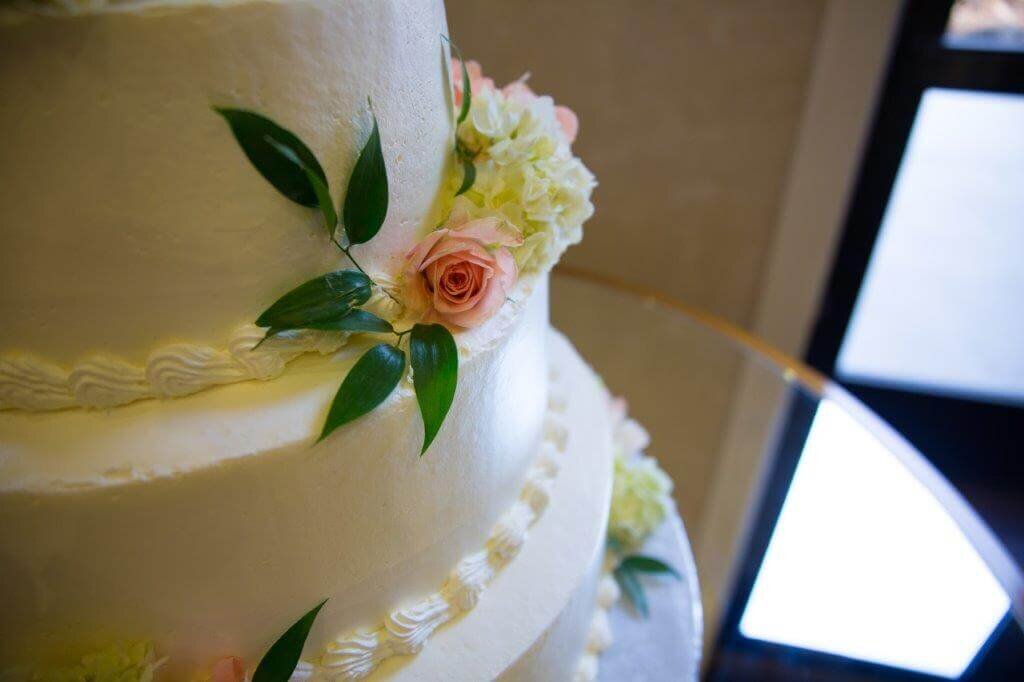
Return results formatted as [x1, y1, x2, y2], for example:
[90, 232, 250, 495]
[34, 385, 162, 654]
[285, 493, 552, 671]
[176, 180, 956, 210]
[739, 401, 1008, 678]
[709, 2, 1024, 679]
[946, 0, 1024, 52]
[836, 88, 1024, 406]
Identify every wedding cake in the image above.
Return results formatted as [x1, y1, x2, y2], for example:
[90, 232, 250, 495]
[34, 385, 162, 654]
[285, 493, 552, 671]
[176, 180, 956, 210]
[0, 1, 680, 680]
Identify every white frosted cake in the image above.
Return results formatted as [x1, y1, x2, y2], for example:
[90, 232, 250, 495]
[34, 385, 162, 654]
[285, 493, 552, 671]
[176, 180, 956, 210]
[0, 1, 678, 680]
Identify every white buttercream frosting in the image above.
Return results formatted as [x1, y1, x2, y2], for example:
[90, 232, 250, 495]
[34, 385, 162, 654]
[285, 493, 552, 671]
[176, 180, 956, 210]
[0, 326, 345, 411]
[0, 325, 621, 682]
[0, 0, 452, 367]
[573, 573, 620, 682]
[310, 391, 569, 680]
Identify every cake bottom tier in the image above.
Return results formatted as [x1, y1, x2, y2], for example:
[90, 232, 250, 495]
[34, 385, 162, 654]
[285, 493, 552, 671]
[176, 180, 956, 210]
[365, 329, 615, 681]
[0, 329, 615, 681]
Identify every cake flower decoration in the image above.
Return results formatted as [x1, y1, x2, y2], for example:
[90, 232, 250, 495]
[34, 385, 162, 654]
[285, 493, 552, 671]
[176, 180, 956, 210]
[212, 656, 247, 682]
[445, 54, 595, 276]
[216, 101, 459, 455]
[451, 59, 578, 144]
[404, 212, 522, 329]
[605, 398, 681, 619]
[212, 42, 590, 459]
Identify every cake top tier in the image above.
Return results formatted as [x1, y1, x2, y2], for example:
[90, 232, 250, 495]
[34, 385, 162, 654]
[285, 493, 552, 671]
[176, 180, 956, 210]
[0, 0, 595, 414]
[0, 0, 452, 365]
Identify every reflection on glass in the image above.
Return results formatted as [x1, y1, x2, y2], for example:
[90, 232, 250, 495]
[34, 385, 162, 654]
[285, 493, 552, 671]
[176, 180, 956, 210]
[946, 0, 1024, 51]
[739, 400, 1009, 678]
[836, 88, 1024, 405]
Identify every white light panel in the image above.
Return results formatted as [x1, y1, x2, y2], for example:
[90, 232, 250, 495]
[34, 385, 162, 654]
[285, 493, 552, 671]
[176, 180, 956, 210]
[836, 88, 1024, 405]
[739, 400, 1009, 678]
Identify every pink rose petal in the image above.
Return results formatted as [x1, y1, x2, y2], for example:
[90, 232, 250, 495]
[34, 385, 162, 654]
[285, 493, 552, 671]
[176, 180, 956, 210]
[212, 657, 246, 682]
[555, 105, 579, 144]
[453, 217, 524, 248]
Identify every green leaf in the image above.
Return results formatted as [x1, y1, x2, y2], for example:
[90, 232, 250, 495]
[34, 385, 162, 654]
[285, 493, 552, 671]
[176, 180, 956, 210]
[455, 156, 476, 196]
[307, 309, 394, 334]
[252, 599, 327, 682]
[256, 309, 392, 343]
[213, 107, 326, 208]
[264, 136, 337, 234]
[256, 270, 372, 330]
[614, 566, 648, 619]
[409, 323, 458, 455]
[319, 343, 405, 442]
[619, 555, 682, 580]
[443, 36, 472, 124]
[342, 112, 388, 245]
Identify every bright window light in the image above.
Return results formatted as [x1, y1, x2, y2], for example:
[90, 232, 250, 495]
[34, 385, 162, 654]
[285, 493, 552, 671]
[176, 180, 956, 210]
[836, 88, 1024, 405]
[739, 400, 1009, 678]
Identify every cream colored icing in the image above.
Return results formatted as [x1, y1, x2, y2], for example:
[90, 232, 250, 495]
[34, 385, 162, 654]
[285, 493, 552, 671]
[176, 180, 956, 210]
[0, 326, 617, 681]
[0, 278, 550, 677]
[0, 0, 452, 366]
[0, 326, 345, 411]
[573, 572, 620, 682]
[306, 414, 566, 680]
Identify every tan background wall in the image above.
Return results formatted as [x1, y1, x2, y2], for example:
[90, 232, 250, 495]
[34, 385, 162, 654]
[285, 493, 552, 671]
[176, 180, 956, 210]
[447, 0, 824, 326]
[446, 0, 826, 529]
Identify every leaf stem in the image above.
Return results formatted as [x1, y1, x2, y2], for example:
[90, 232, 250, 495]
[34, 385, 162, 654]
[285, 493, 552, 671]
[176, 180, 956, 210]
[331, 238, 403, 308]
[335, 241, 368, 276]
[393, 327, 412, 347]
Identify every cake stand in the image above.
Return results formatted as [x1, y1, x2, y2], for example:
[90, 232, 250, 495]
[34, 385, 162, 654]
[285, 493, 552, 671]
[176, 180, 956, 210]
[551, 266, 1024, 681]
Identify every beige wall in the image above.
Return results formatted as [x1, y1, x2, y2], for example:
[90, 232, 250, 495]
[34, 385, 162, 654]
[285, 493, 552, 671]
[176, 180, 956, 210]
[447, 0, 824, 326]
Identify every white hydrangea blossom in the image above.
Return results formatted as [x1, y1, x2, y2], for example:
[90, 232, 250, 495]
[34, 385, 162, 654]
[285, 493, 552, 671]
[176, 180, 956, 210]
[453, 86, 596, 274]
[608, 408, 674, 549]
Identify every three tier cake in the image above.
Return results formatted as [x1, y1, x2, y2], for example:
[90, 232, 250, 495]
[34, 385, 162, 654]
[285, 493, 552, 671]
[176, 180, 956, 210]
[0, 1, 657, 680]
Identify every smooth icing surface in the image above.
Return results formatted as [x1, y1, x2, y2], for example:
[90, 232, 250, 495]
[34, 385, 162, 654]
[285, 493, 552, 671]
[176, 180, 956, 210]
[0, 0, 452, 366]
[306, 404, 567, 679]
[363, 330, 614, 681]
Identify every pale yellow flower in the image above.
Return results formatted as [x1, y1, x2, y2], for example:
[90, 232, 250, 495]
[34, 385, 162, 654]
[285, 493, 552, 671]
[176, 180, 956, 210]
[607, 405, 673, 549]
[452, 85, 595, 274]
[609, 451, 673, 550]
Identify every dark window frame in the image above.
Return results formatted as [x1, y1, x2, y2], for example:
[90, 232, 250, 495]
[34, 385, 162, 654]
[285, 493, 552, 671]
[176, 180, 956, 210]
[708, 1, 1024, 679]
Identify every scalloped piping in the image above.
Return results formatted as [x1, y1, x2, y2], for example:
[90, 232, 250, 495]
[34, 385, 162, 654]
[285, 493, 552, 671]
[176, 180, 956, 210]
[574, 567, 619, 682]
[291, 387, 569, 681]
[0, 275, 539, 414]
[0, 325, 345, 411]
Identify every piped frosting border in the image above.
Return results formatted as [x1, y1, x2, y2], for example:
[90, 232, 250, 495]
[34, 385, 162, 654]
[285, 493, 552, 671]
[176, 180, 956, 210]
[0, 326, 345, 411]
[291, 381, 568, 681]
[574, 569, 620, 682]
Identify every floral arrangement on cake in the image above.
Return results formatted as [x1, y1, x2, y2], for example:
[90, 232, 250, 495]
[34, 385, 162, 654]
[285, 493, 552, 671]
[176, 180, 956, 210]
[605, 398, 681, 618]
[445, 56, 594, 275]
[212, 41, 594, 456]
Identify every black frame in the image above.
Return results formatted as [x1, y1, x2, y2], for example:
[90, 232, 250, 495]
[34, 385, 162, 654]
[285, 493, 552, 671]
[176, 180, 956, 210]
[708, 1, 1024, 679]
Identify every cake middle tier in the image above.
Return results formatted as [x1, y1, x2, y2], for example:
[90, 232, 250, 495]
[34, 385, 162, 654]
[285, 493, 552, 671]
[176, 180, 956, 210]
[0, 279, 550, 675]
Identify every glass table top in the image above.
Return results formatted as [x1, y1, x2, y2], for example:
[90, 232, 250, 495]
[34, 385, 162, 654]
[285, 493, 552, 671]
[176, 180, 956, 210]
[551, 266, 1023, 680]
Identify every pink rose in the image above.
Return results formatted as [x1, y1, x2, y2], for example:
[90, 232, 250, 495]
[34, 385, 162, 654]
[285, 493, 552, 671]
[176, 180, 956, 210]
[450, 59, 578, 144]
[404, 215, 522, 329]
[451, 58, 494, 109]
[211, 657, 246, 682]
[554, 105, 579, 145]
